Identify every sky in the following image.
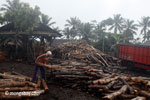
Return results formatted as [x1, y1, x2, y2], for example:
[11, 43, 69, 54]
[0, 0, 150, 31]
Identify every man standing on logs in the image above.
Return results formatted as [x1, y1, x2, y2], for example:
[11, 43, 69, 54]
[32, 51, 52, 82]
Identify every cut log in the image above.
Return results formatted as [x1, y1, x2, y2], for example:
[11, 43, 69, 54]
[55, 75, 93, 79]
[37, 63, 62, 70]
[0, 72, 45, 99]
[52, 71, 83, 75]
[0, 73, 26, 81]
[93, 76, 118, 85]
[3, 72, 11, 75]
[88, 85, 105, 89]
[25, 81, 38, 88]
[37, 78, 41, 88]
[120, 94, 136, 99]
[0, 87, 35, 92]
[11, 71, 31, 81]
[95, 53, 109, 67]
[103, 80, 118, 91]
[89, 54, 105, 66]
[139, 90, 150, 98]
[0, 82, 26, 88]
[0, 79, 13, 84]
[119, 77, 134, 94]
[102, 85, 128, 100]
[85, 72, 102, 78]
[112, 85, 122, 90]
[42, 79, 48, 91]
[131, 96, 146, 100]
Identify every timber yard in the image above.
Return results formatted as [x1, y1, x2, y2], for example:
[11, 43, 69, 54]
[0, 0, 150, 100]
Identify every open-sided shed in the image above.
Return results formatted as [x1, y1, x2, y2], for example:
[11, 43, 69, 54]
[0, 23, 62, 62]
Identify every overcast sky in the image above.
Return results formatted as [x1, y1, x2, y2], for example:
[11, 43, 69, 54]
[0, 0, 150, 30]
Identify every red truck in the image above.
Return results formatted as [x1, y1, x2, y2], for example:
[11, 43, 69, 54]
[119, 44, 150, 70]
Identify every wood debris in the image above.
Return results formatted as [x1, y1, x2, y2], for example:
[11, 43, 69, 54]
[44, 41, 150, 100]
[52, 41, 119, 67]
[0, 72, 46, 99]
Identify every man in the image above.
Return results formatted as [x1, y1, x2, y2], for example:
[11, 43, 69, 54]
[32, 51, 52, 82]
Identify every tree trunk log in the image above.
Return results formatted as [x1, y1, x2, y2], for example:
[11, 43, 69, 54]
[88, 85, 105, 89]
[0, 73, 26, 81]
[25, 81, 38, 88]
[103, 80, 118, 91]
[93, 76, 118, 85]
[37, 63, 62, 70]
[0, 82, 26, 88]
[55, 75, 93, 79]
[42, 79, 48, 91]
[102, 85, 128, 100]
[131, 96, 146, 100]
[139, 90, 150, 98]
[0, 87, 35, 92]
[120, 94, 136, 99]
[119, 77, 134, 94]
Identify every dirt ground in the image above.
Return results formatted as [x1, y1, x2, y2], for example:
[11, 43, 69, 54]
[0, 62, 99, 100]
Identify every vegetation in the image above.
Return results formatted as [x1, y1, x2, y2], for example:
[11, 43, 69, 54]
[40, 14, 56, 27]
[61, 15, 147, 56]
[0, 0, 57, 61]
[0, 0, 149, 58]
[139, 17, 150, 41]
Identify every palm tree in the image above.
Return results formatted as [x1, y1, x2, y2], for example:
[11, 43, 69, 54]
[0, 0, 41, 60]
[110, 34, 124, 57]
[123, 19, 138, 43]
[40, 14, 56, 26]
[1, 0, 21, 11]
[65, 17, 81, 28]
[1, 0, 23, 57]
[94, 22, 106, 52]
[108, 14, 124, 34]
[78, 22, 94, 43]
[65, 17, 81, 39]
[53, 27, 61, 33]
[63, 27, 71, 40]
[139, 17, 150, 42]
[147, 30, 150, 40]
[1, 0, 22, 23]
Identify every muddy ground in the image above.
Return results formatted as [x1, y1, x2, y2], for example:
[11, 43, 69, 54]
[0, 62, 150, 100]
[0, 62, 99, 100]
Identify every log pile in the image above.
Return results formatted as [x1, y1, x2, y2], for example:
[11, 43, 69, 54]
[52, 41, 119, 67]
[46, 64, 150, 100]
[45, 41, 150, 100]
[0, 72, 47, 99]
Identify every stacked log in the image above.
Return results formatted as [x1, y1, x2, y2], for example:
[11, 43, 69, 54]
[44, 41, 150, 100]
[52, 41, 120, 67]
[46, 64, 150, 100]
[0, 72, 46, 99]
